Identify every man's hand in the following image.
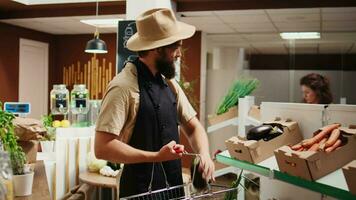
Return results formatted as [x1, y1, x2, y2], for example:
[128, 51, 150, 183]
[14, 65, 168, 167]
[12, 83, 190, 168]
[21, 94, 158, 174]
[198, 153, 215, 182]
[155, 141, 184, 162]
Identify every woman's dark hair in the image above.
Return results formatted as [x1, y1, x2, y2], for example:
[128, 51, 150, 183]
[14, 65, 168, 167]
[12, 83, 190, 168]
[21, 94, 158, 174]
[300, 73, 333, 104]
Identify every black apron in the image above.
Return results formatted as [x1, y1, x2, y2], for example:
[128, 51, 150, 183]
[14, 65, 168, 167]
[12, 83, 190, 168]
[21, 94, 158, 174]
[119, 59, 184, 198]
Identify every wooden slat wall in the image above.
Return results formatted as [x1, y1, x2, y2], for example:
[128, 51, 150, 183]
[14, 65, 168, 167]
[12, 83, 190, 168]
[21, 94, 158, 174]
[62, 55, 114, 99]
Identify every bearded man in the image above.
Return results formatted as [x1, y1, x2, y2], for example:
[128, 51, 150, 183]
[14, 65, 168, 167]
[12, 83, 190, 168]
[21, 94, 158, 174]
[94, 8, 214, 198]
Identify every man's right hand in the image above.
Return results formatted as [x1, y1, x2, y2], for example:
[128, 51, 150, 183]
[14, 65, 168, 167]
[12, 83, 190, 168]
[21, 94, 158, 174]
[155, 141, 184, 162]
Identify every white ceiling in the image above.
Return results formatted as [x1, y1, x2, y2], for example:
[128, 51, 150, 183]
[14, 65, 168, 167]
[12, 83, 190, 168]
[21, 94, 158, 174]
[1, 15, 123, 34]
[179, 7, 356, 54]
[1, 7, 356, 54]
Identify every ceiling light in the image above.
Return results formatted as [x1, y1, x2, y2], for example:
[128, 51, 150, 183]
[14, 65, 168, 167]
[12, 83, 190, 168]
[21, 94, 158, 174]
[80, 18, 122, 28]
[280, 32, 320, 40]
[85, 1, 107, 54]
[12, 0, 118, 5]
[85, 31, 108, 54]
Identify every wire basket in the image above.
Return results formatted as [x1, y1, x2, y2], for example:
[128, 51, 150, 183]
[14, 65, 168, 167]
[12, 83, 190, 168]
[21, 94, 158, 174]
[120, 183, 238, 200]
[120, 159, 239, 200]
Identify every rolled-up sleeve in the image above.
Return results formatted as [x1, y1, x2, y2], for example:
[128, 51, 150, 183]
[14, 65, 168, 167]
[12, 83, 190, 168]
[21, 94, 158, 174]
[95, 86, 129, 136]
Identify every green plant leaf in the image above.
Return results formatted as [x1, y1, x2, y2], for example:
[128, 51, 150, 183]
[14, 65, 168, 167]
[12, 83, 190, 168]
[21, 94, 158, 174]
[216, 79, 259, 115]
[0, 101, 27, 175]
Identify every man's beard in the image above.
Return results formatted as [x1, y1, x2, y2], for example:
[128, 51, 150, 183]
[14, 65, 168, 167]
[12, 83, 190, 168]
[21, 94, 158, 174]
[155, 55, 176, 79]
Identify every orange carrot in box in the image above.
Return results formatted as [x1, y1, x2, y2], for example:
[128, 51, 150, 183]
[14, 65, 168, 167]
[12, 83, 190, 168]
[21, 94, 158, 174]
[308, 142, 320, 151]
[325, 139, 342, 153]
[291, 143, 302, 150]
[301, 138, 314, 148]
[297, 147, 305, 152]
[325, 129, 340, 148]
[302, 123, 341, 147]
[318, 137, 328, 151]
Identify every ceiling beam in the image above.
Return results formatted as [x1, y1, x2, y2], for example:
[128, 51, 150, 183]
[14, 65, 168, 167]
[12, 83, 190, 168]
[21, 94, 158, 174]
[0, 2, 125, 19]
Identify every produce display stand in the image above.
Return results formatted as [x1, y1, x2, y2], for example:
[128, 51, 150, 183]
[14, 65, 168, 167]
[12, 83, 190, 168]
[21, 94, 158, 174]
[217, 101, 356, 199]
[216, 151, 356, 200]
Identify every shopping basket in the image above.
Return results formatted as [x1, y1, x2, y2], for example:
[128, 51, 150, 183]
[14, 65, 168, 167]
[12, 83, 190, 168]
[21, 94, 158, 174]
[120, 154, 240, 200]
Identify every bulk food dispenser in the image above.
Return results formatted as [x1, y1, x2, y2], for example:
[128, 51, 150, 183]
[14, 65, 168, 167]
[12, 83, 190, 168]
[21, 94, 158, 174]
[70, 84, 89, 126]
[50, 84, 69, 115]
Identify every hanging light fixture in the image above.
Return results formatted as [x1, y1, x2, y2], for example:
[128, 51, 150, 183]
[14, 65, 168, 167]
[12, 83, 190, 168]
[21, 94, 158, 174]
[85, 1, 108, 54]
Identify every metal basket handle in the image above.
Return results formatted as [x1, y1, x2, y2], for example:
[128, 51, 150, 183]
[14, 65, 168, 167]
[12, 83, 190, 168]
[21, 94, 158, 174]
[148, 162, 170, 192]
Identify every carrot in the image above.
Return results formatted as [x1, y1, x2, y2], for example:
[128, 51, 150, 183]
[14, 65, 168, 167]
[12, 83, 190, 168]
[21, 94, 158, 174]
[301, 138, 314, 148]
[302, 123, 340, 147]
[325, 139, 342, 153]
[308, 142, 319, 151]
[325, 129, 340, 148]
[297, 147, 305, 152]
[318, 138, 328, 151]
[291, 143, 302, 150]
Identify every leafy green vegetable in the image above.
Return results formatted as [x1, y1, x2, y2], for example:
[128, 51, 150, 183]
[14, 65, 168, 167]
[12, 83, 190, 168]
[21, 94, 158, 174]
[216, 79, 259, 115]
[41, 114, 56, 141]
[0, 102, 27, 175]
[87, 152, 107, 172]
[41, 114, 53, 128]
[224, 169, 243, 200]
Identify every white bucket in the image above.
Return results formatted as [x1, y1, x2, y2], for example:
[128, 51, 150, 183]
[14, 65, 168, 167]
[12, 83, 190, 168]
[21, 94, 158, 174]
[40, 141, 55, 152]
[13, 172, 34, 196]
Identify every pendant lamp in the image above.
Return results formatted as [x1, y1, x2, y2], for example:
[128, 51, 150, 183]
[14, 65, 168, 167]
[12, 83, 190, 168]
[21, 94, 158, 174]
[85, 1, 108, 54]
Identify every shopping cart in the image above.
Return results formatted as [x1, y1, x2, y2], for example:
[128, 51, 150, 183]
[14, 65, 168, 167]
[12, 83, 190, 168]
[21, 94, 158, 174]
[120, 151, 240, 200]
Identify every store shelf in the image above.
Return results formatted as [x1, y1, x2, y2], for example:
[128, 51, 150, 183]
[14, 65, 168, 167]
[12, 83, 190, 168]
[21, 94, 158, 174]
[213, 166, 239, 178]
[216, 150, 356, 200]
[207, 117, 238, 133]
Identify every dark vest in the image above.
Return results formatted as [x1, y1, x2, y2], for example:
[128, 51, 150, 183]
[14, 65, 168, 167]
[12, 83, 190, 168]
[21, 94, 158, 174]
[119, 59, 184, 198]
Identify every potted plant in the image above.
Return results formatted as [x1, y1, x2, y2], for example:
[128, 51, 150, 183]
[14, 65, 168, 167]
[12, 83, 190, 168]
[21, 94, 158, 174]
[40, 114, 56, 152]
[0, 102, 34, 196]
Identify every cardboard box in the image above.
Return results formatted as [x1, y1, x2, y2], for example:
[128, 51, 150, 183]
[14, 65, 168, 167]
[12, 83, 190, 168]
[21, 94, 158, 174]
[248, 105, 261, 120]
[225, 119, 302, 163]
[207, 107, 238, 126]
[342, 160, 356, 195]
[275, 127, 356, 181]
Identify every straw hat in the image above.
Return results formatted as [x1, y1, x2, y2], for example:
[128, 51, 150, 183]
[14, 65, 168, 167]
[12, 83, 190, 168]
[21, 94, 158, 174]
[127, 8, 196, 51]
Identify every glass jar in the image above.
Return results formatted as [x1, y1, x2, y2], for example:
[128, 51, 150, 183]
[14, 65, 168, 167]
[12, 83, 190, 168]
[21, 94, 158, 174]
[89, 100, 101, 126]
[71, 84, 89, 115]
[50, 84, 69, 115]
[0, 152, 13, 200]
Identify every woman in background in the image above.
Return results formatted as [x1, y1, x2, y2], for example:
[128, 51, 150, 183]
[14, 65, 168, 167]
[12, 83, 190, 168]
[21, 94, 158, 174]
[300, 73, 333, 104]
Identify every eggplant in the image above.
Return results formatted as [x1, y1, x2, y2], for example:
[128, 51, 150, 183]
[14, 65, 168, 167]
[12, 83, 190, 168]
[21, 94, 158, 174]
[190, 156, 207, 190]
[247, 124, 284, 141]
[262, 126, 283, 141]
[246, 125, 273, 140]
